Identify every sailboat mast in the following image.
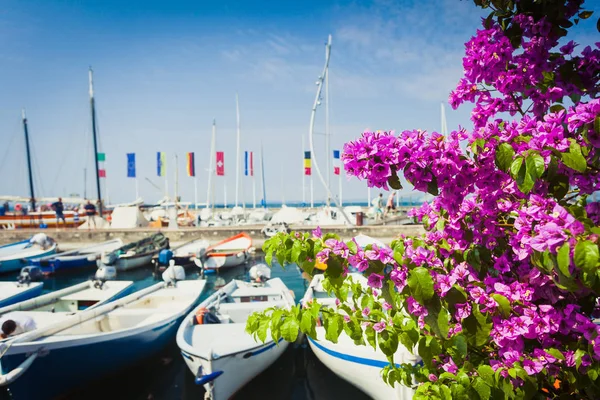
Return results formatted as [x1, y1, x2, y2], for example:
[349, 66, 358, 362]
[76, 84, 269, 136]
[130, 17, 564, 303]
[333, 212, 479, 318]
[308, 34, 352, 224]
[174, 153, 179, 203]
[21, 109, 36, 211]
[89, 67, 103, 217]
[235, 93, 241, 208]
[302, 135, 306, 205]
[260, 142, 267, 208]
[206, 120, 216, 209]
[441, 102, 448, 136]
[325, 52, 330, 207]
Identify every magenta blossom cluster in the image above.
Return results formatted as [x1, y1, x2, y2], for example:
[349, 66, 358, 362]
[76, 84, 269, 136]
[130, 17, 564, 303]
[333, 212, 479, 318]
[335, 3, 600, 394]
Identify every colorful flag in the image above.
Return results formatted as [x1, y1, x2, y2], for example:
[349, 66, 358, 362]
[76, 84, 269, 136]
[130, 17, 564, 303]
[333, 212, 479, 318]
[304, 151, 311, 176]
[216, 151, 225, 176]
[157, 152, 166, 177]
[127, 153, 136, 178]
[187, 152, 195, 177]
[99, 169, 106, 178]
[97, 153, 106, 162]
[333, 150, 341, 175]
[244, 151, 253, 176]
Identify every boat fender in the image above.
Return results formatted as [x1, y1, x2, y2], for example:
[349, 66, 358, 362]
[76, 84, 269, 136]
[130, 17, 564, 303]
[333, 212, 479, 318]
[194, 307, 208, 325]
[195, 370, 223, 386]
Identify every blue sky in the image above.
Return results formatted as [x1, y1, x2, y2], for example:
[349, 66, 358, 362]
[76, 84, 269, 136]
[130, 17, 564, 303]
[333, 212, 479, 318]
[0, 0, 598, 205]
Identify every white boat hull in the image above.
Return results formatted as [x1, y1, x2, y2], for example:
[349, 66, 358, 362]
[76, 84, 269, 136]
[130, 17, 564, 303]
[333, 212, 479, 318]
[0, 280, 206, 399]
[177, 278, 294, 400]
[204, 251, 249, 269]
[308, 329, 417, 400]
[114, 254, 153, 271]
[181, 339, 288, 400]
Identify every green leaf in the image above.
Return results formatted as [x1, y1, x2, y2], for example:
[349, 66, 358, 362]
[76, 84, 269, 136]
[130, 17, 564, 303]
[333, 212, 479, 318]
[437, 307, 450, 338]
[548, 174, 570, 200]
[378, 329, 399, 357]
[579, 10, 593, 19]
[388, 173, 402, 190]
[495, 143, 515, 171]
[280, 316, 299, 342]
[270, 309, 283, 342]
[491, 294, 511, 318]
[407, 267, 434, 303]
[346, 239, 358, 255]
[472, 377, 491, 400]
[557, 243, 571, 278]
[291, 241, 302, 263]
[418, 336, 433, 367]
[265, 250, 273, 266]
[365, 324, 377, 350]
[562, 140, 587, 173]
[257, 318, 269, 343]
[478, 365, 495, 386]
[575, 349, 587, 370]
[453, 334, 468, 360]
[595, 116, 600, 135]
[427, 175, 439, 196]
[471, 138, 485, 155]
[525, 153, 545, 180]
[323, 313, 344, 343]
[546, 348, 565, 361]
[393, 243, 405, 265]
[509, 156, 524, 179]
[574, 240, 599, 273]
[440, 384, 452, 400]
[463, 305, 492, 347]
[300, 310, 317, 338]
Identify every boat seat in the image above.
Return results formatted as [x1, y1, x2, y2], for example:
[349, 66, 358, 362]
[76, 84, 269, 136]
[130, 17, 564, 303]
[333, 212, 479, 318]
[217, 300, 286, 323]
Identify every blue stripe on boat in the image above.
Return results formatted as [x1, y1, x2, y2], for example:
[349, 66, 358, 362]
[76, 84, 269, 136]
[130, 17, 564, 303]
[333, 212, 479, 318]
[308, 337, 421, 369]
[250, 337, 283, 356]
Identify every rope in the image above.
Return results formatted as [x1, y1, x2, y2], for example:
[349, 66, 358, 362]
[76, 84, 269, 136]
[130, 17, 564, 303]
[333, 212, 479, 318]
[0, 129, 19, 173]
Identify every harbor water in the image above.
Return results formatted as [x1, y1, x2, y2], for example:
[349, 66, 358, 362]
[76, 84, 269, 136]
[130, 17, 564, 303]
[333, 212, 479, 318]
[0, 256, 370, 400]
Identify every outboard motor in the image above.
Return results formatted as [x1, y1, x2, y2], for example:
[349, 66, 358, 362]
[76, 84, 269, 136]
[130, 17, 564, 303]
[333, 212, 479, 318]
[162, 261, 185, 286]
[95, 266, 117, 281]
[158, 249, 174, 266]
[18, 266, 42, 284]
[249, 263, 271, 284]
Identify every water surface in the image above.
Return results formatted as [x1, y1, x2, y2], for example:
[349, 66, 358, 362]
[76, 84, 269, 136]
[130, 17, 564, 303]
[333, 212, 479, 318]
[0, 256, 370, 400]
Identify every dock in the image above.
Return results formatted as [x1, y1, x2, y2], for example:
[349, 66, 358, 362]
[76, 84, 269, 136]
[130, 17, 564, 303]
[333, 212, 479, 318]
[0, 225, 425, 250]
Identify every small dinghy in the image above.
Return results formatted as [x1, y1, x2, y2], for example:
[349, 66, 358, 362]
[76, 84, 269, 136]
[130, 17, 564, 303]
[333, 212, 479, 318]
[200, 233, 253, 270]
[0, 279, 134, 315]
[0, 235, 57, 274]
[177, 265, 295, 400]
[0, 268, 205, 399]
[29, 239, 124, 275]
[100, 233, 169, 271]
[0, 282, 43, 308]
[302, 273, 419, 400]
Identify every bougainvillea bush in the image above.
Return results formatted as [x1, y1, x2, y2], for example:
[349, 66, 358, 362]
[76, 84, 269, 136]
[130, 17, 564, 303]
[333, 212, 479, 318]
[247, 1, 600, 398]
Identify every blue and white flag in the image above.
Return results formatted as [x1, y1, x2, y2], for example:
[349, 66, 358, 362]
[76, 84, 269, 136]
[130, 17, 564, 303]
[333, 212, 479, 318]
[127, 153, 136, 178]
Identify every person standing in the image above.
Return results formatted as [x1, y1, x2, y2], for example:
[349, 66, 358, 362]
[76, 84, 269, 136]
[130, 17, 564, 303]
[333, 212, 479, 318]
[371, 193, 384, 221]
[84, 200, 97, 229]
[52, 197, 66, 228]
[384, 192, 397, 217]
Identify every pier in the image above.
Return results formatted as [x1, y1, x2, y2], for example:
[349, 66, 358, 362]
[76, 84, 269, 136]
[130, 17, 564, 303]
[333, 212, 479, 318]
[0, 224, 425, 248]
